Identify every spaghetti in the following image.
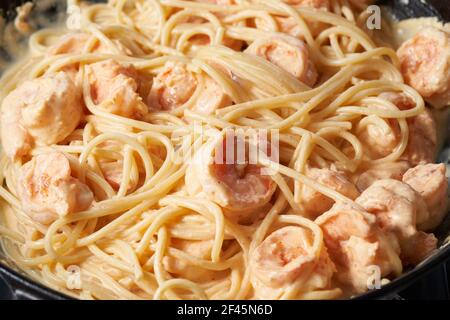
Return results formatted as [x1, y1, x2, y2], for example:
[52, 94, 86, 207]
[0, 0, 447, 300]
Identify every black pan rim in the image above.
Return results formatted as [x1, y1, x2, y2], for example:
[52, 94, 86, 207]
[0, 263, 72, 300]
[1, 242, 450, 300]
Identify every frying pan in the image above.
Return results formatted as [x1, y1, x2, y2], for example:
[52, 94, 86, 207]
[0, 0, 449, 300]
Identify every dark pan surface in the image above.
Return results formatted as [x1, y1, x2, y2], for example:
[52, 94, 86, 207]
[378, 0, 450, 21]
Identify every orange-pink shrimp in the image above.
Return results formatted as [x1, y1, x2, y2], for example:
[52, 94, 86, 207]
[88, 59, 150, 119]
[186, 132, 277, 223]
[402, 108, 437, 165]
[299, 167, 360, 218]
[250, 226, 336, 299]
[98, 160, 139, 192]
[379, 92, 437, 165]
[254, 0, 330, 38]
[0, 72, 83, 161]
[148, 61, 231, 114]
[397, 27, 450, 108]
[49, 33, 131, 56]
[356, 179, 437, 266]
[17, 152, 93, 225]
[403, 163, 448, 231]
[48, 33, 132, 82]
[245, 35, 318, 87]
[316, 202, 402, 293]
[358, 92, 437, 164]
[355, 161, 411, 191]
[357, 110, 401, 160]
[188, 33, 243, 52]
[148, 61, 197, 111]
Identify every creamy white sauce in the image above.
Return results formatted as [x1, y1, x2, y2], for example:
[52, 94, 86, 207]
[390, 17, 450, 48]
[378, 14, 450, 150]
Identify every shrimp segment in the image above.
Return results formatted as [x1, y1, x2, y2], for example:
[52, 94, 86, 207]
[299, 167, 360, 218]
[357, 109, 401, 159]
[148, 61, 197, 111]
[402, 108, 437, 165]
[380, 92, 437, 165]
[357, 92, 437, 164]
[378, 92, 416, 110]
[355, 161, 411, 191]
[148, 61, 231, 114]
[98, 159, 138, 192]
[48, 33, 92, 55]
[18, 152, 94, 225]
[49, 33, 131, 56]
[403, 163, 448, 231]
[0, 72, 83, 160]
[356, 179, 437, 265]
[250, 226, 335, 299]
[245, 35, 318, 87]
[189, 34, 243, 51]
[192, 76, 233, 115]
[186, 131, 276, 223]
[397, 27, 450, 108]
[316, 203, 402, 293]
[88, 59, 150, 119]
[356, 91, 411, 159]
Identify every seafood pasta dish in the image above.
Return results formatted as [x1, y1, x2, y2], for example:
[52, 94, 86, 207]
[0, 0, 449, 300]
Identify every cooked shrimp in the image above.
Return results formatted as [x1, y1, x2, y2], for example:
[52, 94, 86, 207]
[88, 59, 150, 119]
[356, 179, 437, 265]
[250, 226, 335, 299]
[99, 161, 123, 190]
[189, 34, 243, 51]
[98, 160, 139, 192]
[163, 239, 217, 282]
[148, 61, 231, 114]
[316, 202, 402, 293]
[193, 77, 233, 115]
[148, 61, 197, 111]
[17, 152, 94, 225]
[358, 92, 437, 164]
[254, 0, 329, 38]
[48, 33, 91, 55]
[402, 108, 437, 165]
[378, 92, 416, 110]
[188, 28, 243, 51]
[355, 161, 411, 191]
[48, 33, 133, 84]
[357, 115, 400, 159]
[186, 132, 277, 223]
[0, 72, 83, 161]
[49, 33, 132, 56]
[379, 92, 437, 165]
[397, 27, 450, 108]
[403, 163, 448, 231]
[299, 167, 360, 218]
[357, 92, 414, 159]
[245, 35, 318, 87]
